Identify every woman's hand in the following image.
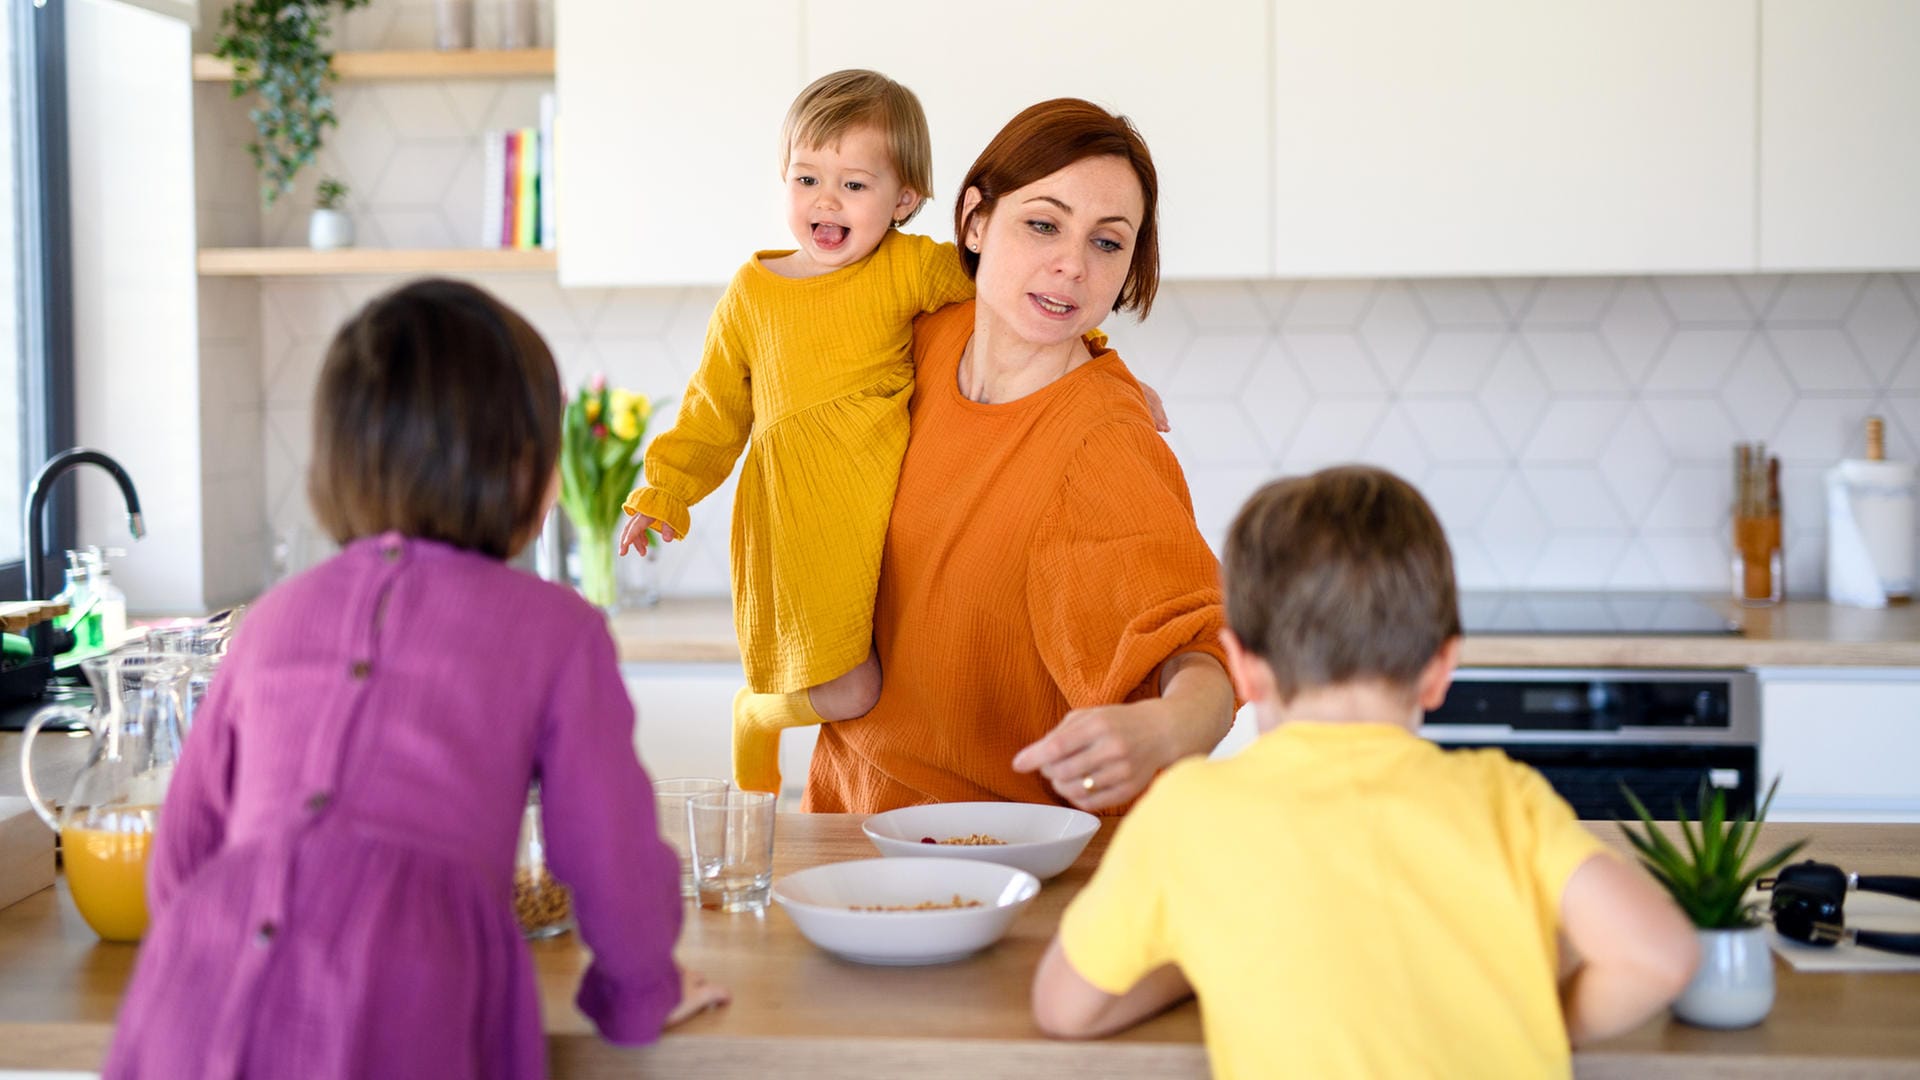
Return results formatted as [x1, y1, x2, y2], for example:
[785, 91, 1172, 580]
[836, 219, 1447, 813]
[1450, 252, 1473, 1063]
[663, 967, 731, 1028]
[1011, 698, 1179, 812]
[618, 512, 676, 556]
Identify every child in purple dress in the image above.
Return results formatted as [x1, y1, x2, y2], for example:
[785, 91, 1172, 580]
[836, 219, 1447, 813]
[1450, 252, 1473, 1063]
[105, 280, 728, 1079]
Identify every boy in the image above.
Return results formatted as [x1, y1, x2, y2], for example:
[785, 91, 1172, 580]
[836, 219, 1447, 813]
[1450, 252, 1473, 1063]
[1031, 466, 1699, 1077]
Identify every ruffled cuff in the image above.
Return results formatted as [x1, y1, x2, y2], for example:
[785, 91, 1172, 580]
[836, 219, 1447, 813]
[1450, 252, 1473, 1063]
[575, 962, 683, 1046]
[622, 487, 693, 540]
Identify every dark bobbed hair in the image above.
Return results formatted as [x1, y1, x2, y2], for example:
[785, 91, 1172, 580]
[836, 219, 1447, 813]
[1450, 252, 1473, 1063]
[1225, 466, 1462, 702]
[308, 278, 562, 560]
[953, 98, 1160, 318]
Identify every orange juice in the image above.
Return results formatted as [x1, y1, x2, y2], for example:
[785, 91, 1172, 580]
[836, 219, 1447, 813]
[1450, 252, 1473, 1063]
[62, 809, 156, 942]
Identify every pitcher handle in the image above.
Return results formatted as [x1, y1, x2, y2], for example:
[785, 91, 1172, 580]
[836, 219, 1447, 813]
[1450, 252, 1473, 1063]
[19, 704, 90, 832]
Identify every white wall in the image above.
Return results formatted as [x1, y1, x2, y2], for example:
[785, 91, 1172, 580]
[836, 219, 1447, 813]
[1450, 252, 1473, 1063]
[67, 0, 204, 611]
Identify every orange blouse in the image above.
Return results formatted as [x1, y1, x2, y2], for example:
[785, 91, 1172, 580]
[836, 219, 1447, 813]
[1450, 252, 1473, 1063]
[803, 301, 1229, 814]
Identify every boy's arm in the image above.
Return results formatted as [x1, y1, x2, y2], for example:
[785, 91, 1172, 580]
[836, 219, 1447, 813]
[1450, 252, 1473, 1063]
[1032, 938, 1193, 1039]
[1557, 852, 1700, 1045]
[623, 287, 754, 541]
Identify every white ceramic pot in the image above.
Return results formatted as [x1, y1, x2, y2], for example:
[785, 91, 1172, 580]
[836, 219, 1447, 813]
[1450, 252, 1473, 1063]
[308, 208, 355, 251]
[1672, 925, 1774, 1029]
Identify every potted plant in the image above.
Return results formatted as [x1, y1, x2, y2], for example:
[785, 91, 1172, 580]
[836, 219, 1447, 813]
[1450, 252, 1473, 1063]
[1619, 778, 1806, 1029]
[308, 178, 354, 250]
[559, 375, 658, 612]
[212, 0, 370, 207]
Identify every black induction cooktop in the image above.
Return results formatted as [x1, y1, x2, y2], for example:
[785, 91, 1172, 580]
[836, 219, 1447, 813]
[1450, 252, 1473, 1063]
[1459, 593, 1741, 636]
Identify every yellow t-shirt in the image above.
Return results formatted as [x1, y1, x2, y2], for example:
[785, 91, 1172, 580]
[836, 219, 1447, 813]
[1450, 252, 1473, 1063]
[1059, 722, 1607, 1080]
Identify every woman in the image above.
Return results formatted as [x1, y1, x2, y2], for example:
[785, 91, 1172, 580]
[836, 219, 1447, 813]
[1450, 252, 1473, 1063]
[803, 99, 1235, 815]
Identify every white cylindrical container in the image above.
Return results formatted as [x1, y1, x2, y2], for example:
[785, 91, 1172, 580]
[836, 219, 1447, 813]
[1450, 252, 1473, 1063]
[1672, 926, 1774, 1029]
[308, 209, 356, 251]
[1826, 459, 1917, 606]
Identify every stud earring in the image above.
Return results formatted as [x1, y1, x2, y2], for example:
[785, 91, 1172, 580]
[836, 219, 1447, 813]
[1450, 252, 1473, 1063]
[967, 241, 979, 252]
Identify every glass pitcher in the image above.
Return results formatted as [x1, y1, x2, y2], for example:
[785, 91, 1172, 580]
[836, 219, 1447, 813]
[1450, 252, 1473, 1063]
[19, 654, 189, 942]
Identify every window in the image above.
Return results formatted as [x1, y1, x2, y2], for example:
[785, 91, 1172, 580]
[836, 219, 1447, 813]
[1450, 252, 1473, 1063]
[2, 0, 72, 601]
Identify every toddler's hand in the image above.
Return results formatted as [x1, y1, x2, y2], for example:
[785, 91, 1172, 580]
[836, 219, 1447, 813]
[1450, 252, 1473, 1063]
[619, 513, 677, 556]
[663, 967, 730, 1028]
[1140, 381, 1171, 433]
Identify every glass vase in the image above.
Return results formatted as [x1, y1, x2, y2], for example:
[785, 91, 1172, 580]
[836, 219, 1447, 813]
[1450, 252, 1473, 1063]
[571, 519, 618, 612]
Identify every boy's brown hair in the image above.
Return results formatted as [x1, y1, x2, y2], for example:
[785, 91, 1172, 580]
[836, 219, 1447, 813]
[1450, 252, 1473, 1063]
[309, 278, 562, 560]
[954, 97, 1160, 318]
[781, 69, 935, 225]
[1224, 466, 1461, 701]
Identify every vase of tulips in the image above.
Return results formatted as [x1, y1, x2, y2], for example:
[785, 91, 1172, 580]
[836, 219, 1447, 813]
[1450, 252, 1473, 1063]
[559, 374, 654, 612]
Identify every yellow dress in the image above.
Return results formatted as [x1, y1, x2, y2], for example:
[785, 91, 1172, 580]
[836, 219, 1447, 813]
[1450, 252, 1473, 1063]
[624, 230, 974, 693]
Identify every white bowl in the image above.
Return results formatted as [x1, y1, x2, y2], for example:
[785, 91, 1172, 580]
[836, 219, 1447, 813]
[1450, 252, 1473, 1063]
[862, 801, 1099, 880]
[774, 857, 1041, 966]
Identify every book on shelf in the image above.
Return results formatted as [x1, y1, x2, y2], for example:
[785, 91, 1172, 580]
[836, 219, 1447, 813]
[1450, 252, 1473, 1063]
[479, 92, 558, 251]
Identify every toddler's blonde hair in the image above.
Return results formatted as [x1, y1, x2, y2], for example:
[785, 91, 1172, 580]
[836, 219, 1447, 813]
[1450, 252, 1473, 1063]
[780, 69, 934, 225]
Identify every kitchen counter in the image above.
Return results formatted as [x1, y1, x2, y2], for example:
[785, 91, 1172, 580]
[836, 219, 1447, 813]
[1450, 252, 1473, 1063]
[1, 813, 1917, 1077]
[612, 596, 1920, 669]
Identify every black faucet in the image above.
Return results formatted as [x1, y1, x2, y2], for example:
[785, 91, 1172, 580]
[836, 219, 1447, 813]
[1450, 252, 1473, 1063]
[21, 447, 145, 658]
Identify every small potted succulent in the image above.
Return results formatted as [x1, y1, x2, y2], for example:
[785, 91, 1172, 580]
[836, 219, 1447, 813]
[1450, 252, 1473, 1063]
[1619, 778, 1806, 1029]
[308, 177, 354, 250]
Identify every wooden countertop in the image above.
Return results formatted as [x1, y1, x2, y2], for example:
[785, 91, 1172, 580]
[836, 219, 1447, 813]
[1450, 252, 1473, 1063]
[2, 816, 1917, 1077]
[612, 596, 1920, 669]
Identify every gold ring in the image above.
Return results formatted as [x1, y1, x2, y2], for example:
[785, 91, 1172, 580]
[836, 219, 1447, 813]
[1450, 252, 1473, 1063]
[1081, 775, 1097, 793]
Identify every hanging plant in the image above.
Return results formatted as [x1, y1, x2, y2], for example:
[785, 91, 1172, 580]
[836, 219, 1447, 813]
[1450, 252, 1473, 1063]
[212, 0, 371, 206]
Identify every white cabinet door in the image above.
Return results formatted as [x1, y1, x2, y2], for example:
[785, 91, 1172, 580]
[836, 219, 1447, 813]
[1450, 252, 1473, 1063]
[1760, 670, 1920, 822]
[1759, 0, 1920, 270]
[1271, 0, 1757, 277]
[556, 1, 802, 286]
[786, 0, 1270, 280]
[622, 661, 818, 804]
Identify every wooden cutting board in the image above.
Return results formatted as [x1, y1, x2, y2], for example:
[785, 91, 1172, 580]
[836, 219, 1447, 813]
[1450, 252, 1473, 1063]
[0, 600, 68, 633]
[0, 797, 55, 910]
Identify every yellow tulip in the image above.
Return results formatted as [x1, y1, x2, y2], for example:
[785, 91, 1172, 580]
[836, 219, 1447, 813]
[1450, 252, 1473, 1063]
[633, 394, 652, 422]
[610, 411, 639, 441]
[609, 388, 636, 417]
[584, 396, 602, 424]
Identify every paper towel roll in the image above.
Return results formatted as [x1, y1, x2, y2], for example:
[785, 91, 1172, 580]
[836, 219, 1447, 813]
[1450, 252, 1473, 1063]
[1826, 458, 1917, 607]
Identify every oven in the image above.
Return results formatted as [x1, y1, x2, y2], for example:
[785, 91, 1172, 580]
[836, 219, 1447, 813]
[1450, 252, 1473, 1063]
[1421, 668, 1760, 820]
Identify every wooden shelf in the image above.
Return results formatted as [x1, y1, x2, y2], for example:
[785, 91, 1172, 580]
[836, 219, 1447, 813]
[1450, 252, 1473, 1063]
[196, 248, 557, 277]
[193, 48, 554, 82]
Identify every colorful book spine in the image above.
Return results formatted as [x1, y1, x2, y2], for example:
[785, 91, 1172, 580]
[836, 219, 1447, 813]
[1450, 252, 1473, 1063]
[501, 130, 521, 250]
[515, 126, 537, 250]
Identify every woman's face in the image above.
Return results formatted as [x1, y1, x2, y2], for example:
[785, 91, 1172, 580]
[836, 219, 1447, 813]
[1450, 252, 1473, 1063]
[962, 154, 1144, 349]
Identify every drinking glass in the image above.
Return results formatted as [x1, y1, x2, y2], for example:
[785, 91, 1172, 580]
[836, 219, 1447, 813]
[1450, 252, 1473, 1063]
[687, 790, 775, 913]
[655, 777, 728, 899]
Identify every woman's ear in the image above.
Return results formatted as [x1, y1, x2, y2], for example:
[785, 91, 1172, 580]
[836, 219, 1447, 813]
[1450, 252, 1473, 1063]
[960, 186, 986, 252]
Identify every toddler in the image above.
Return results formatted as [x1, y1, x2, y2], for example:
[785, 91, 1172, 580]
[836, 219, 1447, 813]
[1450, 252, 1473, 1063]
[106, 280, 726, 1080]
[1031, 466, 1699, 1078]
[619, 69, 975, 794]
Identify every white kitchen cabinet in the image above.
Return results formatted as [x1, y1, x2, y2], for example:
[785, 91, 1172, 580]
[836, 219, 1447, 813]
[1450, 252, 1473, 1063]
[805, 0, 1272, 280]
[622, 661, 817, 805]
[555, 1, 801, 286]
[556, 0, 1268, 285]
[1270, 0, 1756, 277]
[1759, 0, 1920, 271]
[1759, 669, 1920, 822]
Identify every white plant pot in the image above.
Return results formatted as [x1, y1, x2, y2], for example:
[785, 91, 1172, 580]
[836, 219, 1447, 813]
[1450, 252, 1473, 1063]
[1672, 925, 1774, 1029]
[308, 208, 355, 251]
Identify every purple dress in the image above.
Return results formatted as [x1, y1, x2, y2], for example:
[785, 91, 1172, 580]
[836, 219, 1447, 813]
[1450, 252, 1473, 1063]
[104, 534, 684, 1079]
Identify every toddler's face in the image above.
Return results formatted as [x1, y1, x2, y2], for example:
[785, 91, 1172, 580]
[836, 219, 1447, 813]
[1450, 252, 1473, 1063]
[782, 124, 920, 272]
